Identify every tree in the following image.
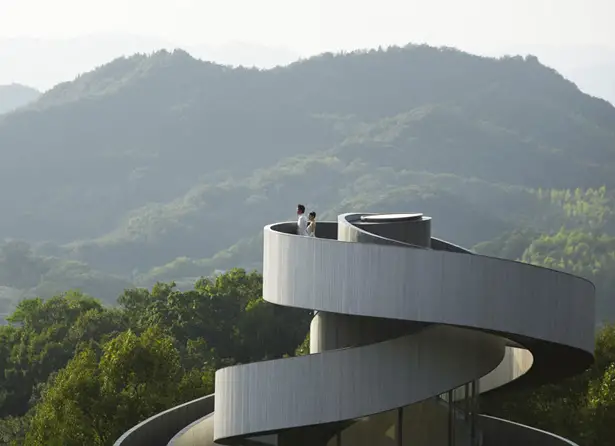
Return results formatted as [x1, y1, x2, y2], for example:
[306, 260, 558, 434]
[26, 327, 212, 446]
[482, 325, 615, 446]
[0, 293, 125, 418]
[118, 269, 309, 364]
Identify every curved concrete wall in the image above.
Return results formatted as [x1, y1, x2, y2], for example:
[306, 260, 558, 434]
[167, 413, 214, 446]
[116, 212, 596, 446]
[215, 325, 505, 440]
[262, 221, 593, 355]
[212, 213, 594, 444]
[113, 395, 214, 446]
[345, 213, 432, 247]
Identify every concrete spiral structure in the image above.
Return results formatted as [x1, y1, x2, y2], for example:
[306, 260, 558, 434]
[115, 212, 596, 446]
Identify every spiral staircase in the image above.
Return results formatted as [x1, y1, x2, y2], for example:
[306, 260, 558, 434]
[115, 212, 595, 446]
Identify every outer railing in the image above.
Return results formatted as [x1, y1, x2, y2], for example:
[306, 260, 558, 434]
[113, 395, 214, 446]
[479, 415, 581, 446]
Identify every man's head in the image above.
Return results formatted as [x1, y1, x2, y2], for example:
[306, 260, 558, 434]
[297, 204, 305, 215]
[309, 211, 316, 221]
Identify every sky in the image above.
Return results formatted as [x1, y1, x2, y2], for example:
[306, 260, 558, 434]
[0, 0, 614, 101]
[1, 0, 614, 51]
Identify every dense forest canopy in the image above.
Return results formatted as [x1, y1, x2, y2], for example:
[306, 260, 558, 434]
[0, 269, 309, 444]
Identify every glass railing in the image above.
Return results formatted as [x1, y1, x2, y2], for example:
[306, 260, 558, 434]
[318, 382, 481, 446]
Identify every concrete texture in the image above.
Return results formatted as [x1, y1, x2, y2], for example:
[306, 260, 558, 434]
[115, 212, 595, 446]
[113, 394, 214, 446]
[215, 214, 594, 444]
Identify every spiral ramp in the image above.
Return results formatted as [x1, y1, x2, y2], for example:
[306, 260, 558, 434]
[115, 212, 595, 446]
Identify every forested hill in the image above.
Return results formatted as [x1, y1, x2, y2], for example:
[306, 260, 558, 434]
[1, 44, 615, 323]
[0, 84, 40, 114]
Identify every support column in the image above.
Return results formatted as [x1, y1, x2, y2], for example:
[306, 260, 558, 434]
[470, 380, 479, 446]
[448, 390, 455, 446]
[464, 383, 470, 422]
[396, 407, 403, 446]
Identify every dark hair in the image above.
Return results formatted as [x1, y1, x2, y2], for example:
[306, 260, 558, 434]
[309, 211, 316, 218]
[297, 204, 305, 213]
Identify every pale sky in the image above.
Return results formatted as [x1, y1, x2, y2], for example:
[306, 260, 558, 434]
[0, 0, 614, 101]
[1, 0, 613, 54]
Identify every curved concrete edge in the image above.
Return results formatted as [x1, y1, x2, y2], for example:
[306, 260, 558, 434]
[336, 214, 539, 399]
[339, 214, 594, 394]
[447, 345, 535, 403]
[307, 312, 534, 403]
[338, 213, 432, 248]
[272, 219, 597, 289]
[478, 346, 534, 395]
[263, 223, 595, 356]
[214, 325, 505, 442]
[167, 413, 214, 446]
[113, 394, 214, 446]
[431, 237, 472, 254]
[479, 414, 580, 446]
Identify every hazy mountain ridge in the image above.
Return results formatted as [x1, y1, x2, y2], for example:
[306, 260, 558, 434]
[0, 84, 40, 114]
[0, 35, 302, 90]
[1, 44, 615, 316]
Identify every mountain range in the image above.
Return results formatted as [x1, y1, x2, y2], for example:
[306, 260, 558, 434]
[1, 36, 614, 105]
[0, 84, 40, 114]
[0, 35, 301, 91]
[1, 44, 615, 324]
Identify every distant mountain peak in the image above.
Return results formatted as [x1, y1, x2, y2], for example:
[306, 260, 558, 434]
[0, 83, 41, 114]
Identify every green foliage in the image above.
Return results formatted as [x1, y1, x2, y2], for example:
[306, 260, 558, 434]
[483, 325, 615, 446]
[0, 269, 309, 444]
[471, 186, 615, 324]
[512, 229, 615, 323]
[473, 228, 539, 260]
[0, 413, 31, 445]
[537, 186, 614, 232]
[25, 327, 211, 446]
[587, 364, 615, 441]
[120, 269, 309, 364]
[0, 292, 126, 419]
[295, 333, 310, 357]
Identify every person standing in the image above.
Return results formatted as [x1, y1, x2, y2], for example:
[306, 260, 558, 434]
[297, 204, 308, 236]
[307, 211, 317, 237]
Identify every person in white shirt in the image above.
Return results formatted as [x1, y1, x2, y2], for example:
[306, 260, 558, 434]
[297, 204, 308, 236]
